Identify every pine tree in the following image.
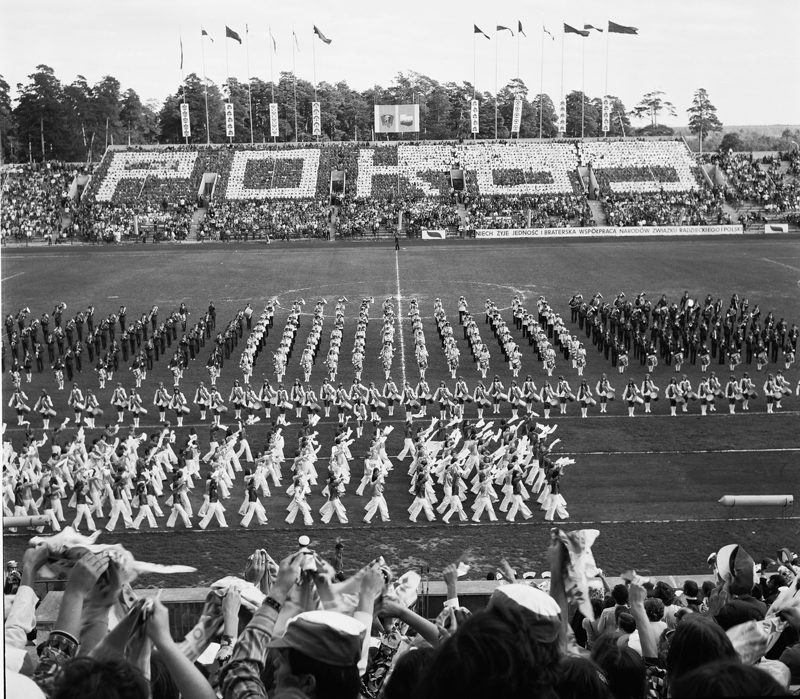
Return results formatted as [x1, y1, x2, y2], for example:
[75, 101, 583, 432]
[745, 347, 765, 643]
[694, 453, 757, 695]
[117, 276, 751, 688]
[687, 88, 723, 154]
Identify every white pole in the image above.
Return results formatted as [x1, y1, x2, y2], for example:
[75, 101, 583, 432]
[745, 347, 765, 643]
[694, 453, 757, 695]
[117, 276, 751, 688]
[292, 28, 298, 142]
[539, 28, 545, 138]
[246, 26, 254, 143]
[494, 26, 498, 139]
[201, 28, 211, 144]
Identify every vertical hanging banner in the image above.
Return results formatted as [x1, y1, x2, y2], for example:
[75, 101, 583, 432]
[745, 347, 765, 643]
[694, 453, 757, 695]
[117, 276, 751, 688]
[558, 99, 567, 134]
[602, 96, 611, 133]
[470, 99, 480, 134]
[511, 98, 523, 134]
[225, 103, 235, 138]
[180, 103, 191, 137]
[312, 102, 322, 136]
[269, 103, 280, 137]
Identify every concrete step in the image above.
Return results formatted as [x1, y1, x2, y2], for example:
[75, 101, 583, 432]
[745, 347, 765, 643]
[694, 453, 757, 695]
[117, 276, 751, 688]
[587, 199, 607, 226]
[189, 208, 206, 241]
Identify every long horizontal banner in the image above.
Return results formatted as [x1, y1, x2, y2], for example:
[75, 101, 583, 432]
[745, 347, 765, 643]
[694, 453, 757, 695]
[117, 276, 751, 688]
[474, 225, 743, 238]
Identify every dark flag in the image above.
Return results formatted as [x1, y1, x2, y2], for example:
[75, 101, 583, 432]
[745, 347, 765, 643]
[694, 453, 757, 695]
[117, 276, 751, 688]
[313, 25, 332, 44]
[584, 24, 603, 32]
[474, 24, 490, 39]
[564, 23, 590, 37]
[608, 21, 638, 35]
[226, 26, 242, 43]
[202, 28, 214, 43]
[180, 37, 183, 70]
[518, 21, 526, 37]
[497, 25, 514, 35]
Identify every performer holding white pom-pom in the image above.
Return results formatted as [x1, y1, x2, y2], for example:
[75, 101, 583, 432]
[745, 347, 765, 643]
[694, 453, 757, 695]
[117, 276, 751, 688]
[240, 472, 268, 527]
[320, 470, 348, 524]
[544, 464, 569, 521]
[198, 473, 228, 529]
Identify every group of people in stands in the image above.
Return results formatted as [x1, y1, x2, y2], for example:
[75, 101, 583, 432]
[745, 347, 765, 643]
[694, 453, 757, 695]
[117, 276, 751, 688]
[1, 161, 78, 243]
[4, 142, 799, 245]
[198, 200, 331, 241]
[4, 530, 800, 698]
[602, 186, 730, 227]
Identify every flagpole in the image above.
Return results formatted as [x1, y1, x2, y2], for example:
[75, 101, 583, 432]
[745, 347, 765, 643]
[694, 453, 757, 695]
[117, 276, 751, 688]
[312, 27, 319, 143]
[539, 27, 545, 139]
[473, 30, 477, 141]
[560, 30, 565, 136]
[494, 26, 498, 140]
[581, 25, 586, 139]
[201, 28, 211, 145]
[292, 27, 298, 143]
[269, 25, 276, 143]
[604, 25, 610, 137]
[246, 25, 254, 143]
[312, 29, 317, 101]
[180, 27, 188, 145]
[225, 32, 232, 144]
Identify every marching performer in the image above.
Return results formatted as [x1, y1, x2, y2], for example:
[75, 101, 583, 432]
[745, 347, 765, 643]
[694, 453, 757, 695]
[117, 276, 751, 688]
[595, 374, 615, 414]
[577, 380, 596, 418]
[641, 375, 659, 414]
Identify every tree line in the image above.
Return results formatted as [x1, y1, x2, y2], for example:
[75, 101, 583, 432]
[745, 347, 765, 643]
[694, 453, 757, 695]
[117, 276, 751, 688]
[0, 65, 743, 163]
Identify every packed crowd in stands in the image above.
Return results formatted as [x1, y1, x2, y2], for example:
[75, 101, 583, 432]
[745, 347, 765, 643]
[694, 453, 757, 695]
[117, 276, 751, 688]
[464, 192, 593, 230]
[4, 528, 800, 697]
[1, 162, 80, 243]
[4, 139, 799, 244]
[602, 186, 729, 228]
[700, 151, 800, 213]
[198, 200, 331, 241]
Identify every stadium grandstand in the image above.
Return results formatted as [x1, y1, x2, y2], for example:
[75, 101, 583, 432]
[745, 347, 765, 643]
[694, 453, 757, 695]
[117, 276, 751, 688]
[3, 137, 798, 244]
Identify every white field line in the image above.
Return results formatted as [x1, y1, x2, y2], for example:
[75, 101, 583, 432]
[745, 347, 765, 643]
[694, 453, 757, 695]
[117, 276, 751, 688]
[761, 257, 800, 273]
[395, 250, 407, 386]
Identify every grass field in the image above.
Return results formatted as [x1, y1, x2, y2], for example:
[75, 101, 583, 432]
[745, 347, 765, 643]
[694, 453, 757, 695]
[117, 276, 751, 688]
[2, 236, 799, 586]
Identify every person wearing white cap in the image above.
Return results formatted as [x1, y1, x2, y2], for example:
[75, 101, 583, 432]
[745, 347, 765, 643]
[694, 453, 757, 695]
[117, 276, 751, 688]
[222, 552, 368, 699]
[417, 583, 563, 699]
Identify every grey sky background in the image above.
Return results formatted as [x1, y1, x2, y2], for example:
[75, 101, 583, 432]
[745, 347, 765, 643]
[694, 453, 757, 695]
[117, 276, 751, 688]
[1, 0, 798, 127]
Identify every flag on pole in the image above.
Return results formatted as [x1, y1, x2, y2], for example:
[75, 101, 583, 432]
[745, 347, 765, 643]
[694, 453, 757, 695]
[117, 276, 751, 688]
[543, 26, 554, 40]
[497, 25, 514, 35]
[518, 21, 526, 37]
[608, 21, 638, 35]
[226, 26, 242, 43]
[202, 27, 214, 42]
[293, 30, 301, 51]
[584, 24, 603, 32]
[474, 24, 490, 39]
[564, 23, 590, 37]
[180, 37, 183, 70]
[313, 25, 332, 44]
[269, 27, 276, 51]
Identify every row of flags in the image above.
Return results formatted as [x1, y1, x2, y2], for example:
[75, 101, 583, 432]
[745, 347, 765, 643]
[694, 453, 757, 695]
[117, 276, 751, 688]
[197, 24, 332, 50]
[474, 20, 638, 39]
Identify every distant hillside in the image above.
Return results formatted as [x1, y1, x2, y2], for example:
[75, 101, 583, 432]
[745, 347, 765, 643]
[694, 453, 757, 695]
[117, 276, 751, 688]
[674, 125, 800, 136]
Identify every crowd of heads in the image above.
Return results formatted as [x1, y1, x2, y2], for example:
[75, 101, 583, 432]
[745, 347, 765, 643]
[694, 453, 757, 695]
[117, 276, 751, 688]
[4, 531, 800, 699]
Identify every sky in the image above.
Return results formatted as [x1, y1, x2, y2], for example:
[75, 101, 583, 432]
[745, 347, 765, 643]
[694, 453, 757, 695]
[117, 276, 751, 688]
[1, 0, 798, 128]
